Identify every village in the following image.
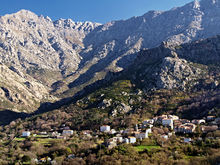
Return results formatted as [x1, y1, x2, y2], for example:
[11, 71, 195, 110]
[17, 114, 220, 164]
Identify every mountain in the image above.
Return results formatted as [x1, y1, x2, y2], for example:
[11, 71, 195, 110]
[0, 0, 220, 113]
[75, 34, 220, 123]
[0, 10, 100, 111]
[11, 34, 220, 130]
[0, 63, 57, 112]
[67, 0, 220, 95]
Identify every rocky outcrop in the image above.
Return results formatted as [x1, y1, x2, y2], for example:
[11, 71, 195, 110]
[0, 64, 56, 112]
[127, 35, 220, 91]
[156, 57, 201, 90]
[112, 103, 132, 117]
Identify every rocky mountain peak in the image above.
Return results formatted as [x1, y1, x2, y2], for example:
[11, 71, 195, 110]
[53, 18, 101, 33]
[193, 0, 200, 9]
[10, 9, 38, 20]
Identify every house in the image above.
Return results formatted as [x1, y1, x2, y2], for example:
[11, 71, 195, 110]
[57, 135, 65, 139]
[146, 128, 152, 134]
[128, 137, 136, 144]
[116, 133, 123, 137]
[124, 138, 129, 144]
[207, 116, 216, 121]
[22, 131, 31, 137]
[39, 132, 47, 135]
[82, 130, 92, 135]
[67, 154, 75, 159]
[135, 132, 148, 140]
[62, 130, 74, 136]
[117, 137, 123, 143]
[162, 119, 174, 129]
[215, 118, 220, 122]
[168, 115, 179, 120]
[63, 126, 71, 130]
[201, 125, 218, 133]
[51, 131, 60, 137]
[143, 119, 154, 125]
[168, 132, 174, 137]
[156, 115, 168, 123]
[39, 157, 51, 163]
[82, 130, 92, 138]
[122, 128, 135, 135]
[192, 119, 206, 125]
[180, 119, 191, 124]
[184, 138, 192, 143]
[161, 135, 169, 140]
[175, 123, 196, 133]
[109, 129, 117, 134]
[135, 124, 139, 131]
[112, 136, 123, 143]
[100, 125, 111, 132]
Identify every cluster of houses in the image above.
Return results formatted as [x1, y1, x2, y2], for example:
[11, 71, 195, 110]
[99, 115, 220, 149]
[21, 114, 220, 150]
[22, 125, 74, 139]
[153, 115, 219, 134]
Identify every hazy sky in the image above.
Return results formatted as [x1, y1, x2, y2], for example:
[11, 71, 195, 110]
[0, 0, 193, 23]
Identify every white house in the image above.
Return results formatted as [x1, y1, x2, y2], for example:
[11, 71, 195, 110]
[57, 136, 67, 140]
[124, 138, 129, 144]
[162, 119, 174, 129]
[168, 132, 173, 137]
[198, 119, 206, 125]
[109, 129, 117, 134]
[184, 138, 192, 143]
[100, 125, 111, 132]
[62, 130, 74, 136]
[143, 119, 154, 125]
[161, 135, 169, 140]
[117, 137, 123, 143]
[135, 132, 148, 139]
[128, 137, 136, 144]
[22, 131, 31, 137]
[192, 119, 206, 125]
[113, 136, 123, 143]
[175, 123, 196, 133]
[168, 115, 179, 120]
[146, 128, 152, 134]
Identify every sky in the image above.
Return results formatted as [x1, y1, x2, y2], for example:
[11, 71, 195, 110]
[0, 0, 194, 24]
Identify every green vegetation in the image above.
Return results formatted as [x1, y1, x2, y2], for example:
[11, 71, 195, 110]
[134, 145, 161, 152]
[14, 137, 26, 141]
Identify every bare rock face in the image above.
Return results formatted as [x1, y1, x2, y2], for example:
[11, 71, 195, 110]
[0, 64, 56, 112]
[128, 34, 220, 92]
[111, 103, 132, 117]
[0, 9, 100, 78]
[156, 57, 201, 90]
[0, 10, 101, 112]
